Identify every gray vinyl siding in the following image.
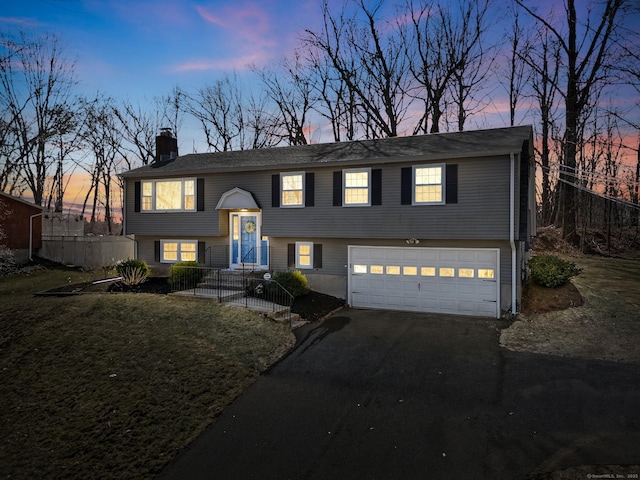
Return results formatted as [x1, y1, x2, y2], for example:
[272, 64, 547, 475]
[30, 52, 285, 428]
[125, 155, 514, 241]
[125, 177, 223, 236]
[135, 235, 227, 274]
[263, 156, 511, 240]
[270, 237, 514, 288]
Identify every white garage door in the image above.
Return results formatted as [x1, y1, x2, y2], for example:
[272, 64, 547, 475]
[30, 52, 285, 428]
[348, 246, 500, 318]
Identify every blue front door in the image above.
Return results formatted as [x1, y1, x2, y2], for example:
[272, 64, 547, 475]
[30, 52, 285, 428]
[230, 212, 267, 267]
[240, 215, 257, 263]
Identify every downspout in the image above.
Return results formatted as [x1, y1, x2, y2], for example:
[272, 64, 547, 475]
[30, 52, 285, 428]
[122, 180, 127, 236]
[509, 152, 517, 315]
[29, 212, 44, 261]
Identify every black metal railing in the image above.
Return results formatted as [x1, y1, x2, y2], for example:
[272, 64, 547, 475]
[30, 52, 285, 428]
[168, 265, 294, 324]
[204, 245, 272, 270]
[204, 245, 229, 268]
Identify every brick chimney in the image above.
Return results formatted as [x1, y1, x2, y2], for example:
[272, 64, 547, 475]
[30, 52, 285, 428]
[155, 128, 178, 162]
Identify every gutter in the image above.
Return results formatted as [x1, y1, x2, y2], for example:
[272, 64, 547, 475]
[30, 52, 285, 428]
[509, 152, 517, 315]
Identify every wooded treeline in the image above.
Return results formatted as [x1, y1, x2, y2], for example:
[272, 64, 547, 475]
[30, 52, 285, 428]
[0, 0, 639, 248]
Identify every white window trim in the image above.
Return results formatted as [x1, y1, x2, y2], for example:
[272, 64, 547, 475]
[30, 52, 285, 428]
[141, 178, 197, 212]
[280, 171, 305, 208]
[343, 167, 371, 207]
[295, 241, 314, 269]
[160, 239, 198, 263]
[413, 164, 445, 205]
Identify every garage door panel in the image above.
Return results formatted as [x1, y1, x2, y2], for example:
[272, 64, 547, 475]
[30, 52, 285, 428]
[349, 246, 499, 318]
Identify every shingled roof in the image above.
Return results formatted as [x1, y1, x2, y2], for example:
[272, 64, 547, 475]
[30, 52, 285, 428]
[120, 125, 532, 178]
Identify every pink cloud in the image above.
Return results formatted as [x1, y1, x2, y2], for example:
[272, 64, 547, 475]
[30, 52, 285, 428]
[195, 3, 277, 51]
[164, 2, 286, 74]
[170, 52, 267, 73]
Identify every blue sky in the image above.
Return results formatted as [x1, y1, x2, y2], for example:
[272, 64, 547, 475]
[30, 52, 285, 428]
[2, 0, 638, 146]
[1, 0, 318, 100]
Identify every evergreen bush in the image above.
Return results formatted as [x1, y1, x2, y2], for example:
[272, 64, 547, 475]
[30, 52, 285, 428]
[169, 261, 204, 289]
[273, 270, 310, 298]
[528, 255, 582, 288]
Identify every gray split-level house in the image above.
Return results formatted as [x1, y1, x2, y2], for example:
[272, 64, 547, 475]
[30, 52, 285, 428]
[120, 125, 536, 318]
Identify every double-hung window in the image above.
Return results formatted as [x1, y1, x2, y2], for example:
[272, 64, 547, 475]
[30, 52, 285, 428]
[414, 164, 444, 205]
[295, 241, 313, 269]
[160, 240, 197, 263]
[141, 178, 196, 212]
[344, 168, 371, 206]
[281, 172, 304, 207]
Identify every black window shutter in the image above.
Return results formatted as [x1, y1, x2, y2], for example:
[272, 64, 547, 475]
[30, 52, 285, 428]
[197, 178, 205, 211]
[134, 181, 141, 212]
[401, 167, 412, 205]
[371, 169, 382, 205]
[333, 171, 342, 206]
[445, 164, 458, 204]
[154, 241, 160, 262]
[313, 244, 322, 268]
[287, 243, 295, 268]
[272, 174, 280, 208]
[198, 241, 206, 264]
[305, 172, 315, 207]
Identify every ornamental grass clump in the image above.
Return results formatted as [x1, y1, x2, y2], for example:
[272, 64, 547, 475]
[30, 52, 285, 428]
[115, 259, 150, 286]
[528, 255, 582, 288]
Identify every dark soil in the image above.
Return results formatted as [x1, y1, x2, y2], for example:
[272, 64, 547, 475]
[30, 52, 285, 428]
[521, 280, 584, 314]
[291, 291, 345, 322]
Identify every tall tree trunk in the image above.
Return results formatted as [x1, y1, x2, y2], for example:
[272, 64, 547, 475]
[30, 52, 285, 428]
[561, 0, 579, 244]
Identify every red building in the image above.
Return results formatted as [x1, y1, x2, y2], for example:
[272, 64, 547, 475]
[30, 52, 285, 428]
[0, 192, 43, 262]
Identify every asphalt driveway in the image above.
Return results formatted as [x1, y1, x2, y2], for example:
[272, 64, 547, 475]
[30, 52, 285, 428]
[157, 308, 640, 480]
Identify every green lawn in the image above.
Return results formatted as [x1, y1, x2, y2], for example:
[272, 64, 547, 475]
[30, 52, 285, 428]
[0, 268, 296, 479]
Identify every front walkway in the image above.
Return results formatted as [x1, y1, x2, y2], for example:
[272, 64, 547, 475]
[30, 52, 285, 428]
[170, 288, 303, 327]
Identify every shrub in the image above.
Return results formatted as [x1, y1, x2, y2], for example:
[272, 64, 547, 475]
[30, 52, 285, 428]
[169, 261, 205, 289]
[0, 246, 16, 277]
[115, 259, 150, 286]
[528, 255, 582, 288]
[273, 270, 310, 298]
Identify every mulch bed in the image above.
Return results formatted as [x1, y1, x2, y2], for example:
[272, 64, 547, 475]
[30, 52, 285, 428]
[521, 280, 584, 314]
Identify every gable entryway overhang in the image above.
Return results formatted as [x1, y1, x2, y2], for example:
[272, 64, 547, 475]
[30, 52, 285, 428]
[216, 187, 260, 210]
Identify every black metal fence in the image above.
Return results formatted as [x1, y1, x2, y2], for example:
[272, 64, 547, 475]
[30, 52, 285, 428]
[168, 265, 294, 324]
[204, 245, 273, 269]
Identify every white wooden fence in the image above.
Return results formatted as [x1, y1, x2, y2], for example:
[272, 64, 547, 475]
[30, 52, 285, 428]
[40, 235, 135, 269]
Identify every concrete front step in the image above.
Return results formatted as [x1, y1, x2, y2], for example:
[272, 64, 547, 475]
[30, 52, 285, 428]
[198, 271, 265, 291]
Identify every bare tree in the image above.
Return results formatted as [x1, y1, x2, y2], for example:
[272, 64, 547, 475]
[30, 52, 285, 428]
[77, 95, 123, 233]
[402, 0, 493, 133]
[526, 25, 562, 226]
[48, 106, 82, 212]
[186, 74, 277, 151]
[303, 0, 412, 138]
[0, 32, 78, 206]
[499, 5, 533, 127]
[516, 0, 633, 244]
[113, 99, 165, 168]
[254, 53, 314, 146]
[446, 0, 496, 131]
[304, 44, 359, 141]
[0, 117, 23, 195]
